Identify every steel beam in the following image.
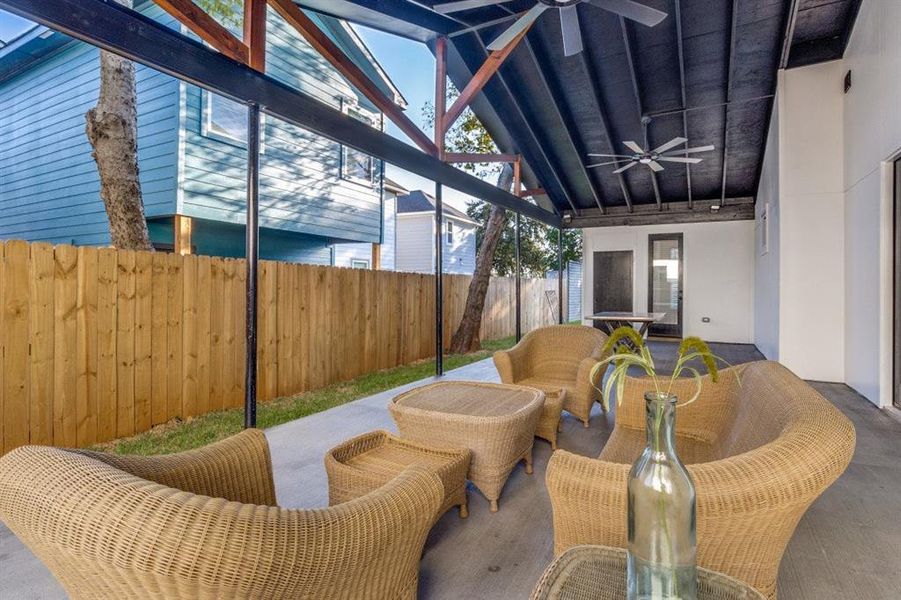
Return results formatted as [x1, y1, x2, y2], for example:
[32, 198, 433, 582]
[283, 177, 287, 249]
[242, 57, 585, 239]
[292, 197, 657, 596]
[620, 18, 662, 209]
[435, 183, 444, 377]
[569, 198, 755, 228]
[0, 0, 560, 227]
[244, 103, 261, 429]
[720, 0, 739, 206]
[520, 36, 606, 214]
[673, 0, 693, 209]
[557, 230, 564, 324]
[515, 211, 522, 342]
[577, 18, 633, 211]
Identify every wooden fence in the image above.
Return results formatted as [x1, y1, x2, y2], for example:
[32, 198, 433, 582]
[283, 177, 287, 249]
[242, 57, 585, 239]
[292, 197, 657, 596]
[0, 240, 557, 453]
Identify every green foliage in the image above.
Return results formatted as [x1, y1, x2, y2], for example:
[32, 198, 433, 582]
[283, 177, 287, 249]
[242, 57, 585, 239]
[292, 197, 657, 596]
[422, 84, 583, 276]
[422, 87, 501, 180]
[195, 0, 243, 29]
[591, 327, 734, 411]
[93, 335, 517, 456]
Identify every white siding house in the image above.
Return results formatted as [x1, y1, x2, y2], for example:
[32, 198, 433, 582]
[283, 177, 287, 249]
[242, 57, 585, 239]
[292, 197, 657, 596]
[394, 190, 478, 275]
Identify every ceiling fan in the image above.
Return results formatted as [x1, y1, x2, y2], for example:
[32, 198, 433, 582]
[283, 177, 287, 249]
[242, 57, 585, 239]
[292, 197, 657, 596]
[433, 0, 668, 57]
[586, 137, 716, 173]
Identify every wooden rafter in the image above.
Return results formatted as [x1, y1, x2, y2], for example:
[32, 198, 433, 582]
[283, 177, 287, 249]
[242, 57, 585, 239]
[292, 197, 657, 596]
[434, 36, 448, 158]
[244, 0, 267, 72]
[442, 22, 532, 135]
[154, 0, 248, 64]
[268, 0, 438, 156]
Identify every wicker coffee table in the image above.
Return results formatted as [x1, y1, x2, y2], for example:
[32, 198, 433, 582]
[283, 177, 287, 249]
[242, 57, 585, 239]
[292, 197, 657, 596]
[531, 546, 766, 600]
[325, 429, 472, 518]
[390, 381, 544, 512]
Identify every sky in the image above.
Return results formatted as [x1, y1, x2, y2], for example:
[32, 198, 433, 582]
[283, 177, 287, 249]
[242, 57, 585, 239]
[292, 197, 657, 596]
[352, 24, 478, 213]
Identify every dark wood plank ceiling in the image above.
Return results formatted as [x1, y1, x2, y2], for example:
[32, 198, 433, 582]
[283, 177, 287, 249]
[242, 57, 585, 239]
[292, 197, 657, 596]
[298, 0, 861, 216]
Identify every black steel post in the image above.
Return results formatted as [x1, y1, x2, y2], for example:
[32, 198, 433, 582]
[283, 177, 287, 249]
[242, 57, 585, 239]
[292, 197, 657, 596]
[558, 228, 565, 324]
[435, 183, 444, 376]
[515, 211, 522, 342]
[244, 103, 261, 429]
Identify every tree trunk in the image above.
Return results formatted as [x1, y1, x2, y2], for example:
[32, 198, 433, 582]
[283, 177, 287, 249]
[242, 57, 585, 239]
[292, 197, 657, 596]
[85, 0, 153, 251]
[449, 163, 515, 354]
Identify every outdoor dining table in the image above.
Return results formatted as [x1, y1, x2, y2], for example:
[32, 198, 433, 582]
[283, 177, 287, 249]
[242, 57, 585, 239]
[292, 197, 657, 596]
[530, 545, 766, 600]
[585, 311, 666, 338]
[389, 381, 544, 512]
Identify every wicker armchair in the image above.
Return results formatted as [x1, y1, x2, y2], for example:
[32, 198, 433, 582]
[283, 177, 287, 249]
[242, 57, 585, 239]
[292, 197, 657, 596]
[0, 429, 443, 600]
[494, 324, 609, 427]
[546, 361, 855, 600]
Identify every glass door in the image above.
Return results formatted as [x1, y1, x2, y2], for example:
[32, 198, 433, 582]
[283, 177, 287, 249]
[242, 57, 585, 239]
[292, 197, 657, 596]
[648, 233, 683, 338]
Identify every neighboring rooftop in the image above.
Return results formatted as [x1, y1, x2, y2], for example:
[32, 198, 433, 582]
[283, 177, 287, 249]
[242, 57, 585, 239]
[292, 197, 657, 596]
[397, 190, 478, 225]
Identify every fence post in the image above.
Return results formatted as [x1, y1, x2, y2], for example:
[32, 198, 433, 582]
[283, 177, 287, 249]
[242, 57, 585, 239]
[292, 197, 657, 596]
[244, 103, 261, 429]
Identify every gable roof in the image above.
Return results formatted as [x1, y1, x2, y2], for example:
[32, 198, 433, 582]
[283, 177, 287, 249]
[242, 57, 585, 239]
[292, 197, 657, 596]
[0, 2, 405, 110]
[397, 190, 478, 226]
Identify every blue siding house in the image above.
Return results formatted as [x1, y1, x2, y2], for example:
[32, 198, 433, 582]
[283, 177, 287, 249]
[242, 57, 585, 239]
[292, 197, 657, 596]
[0, 3, 403, 263]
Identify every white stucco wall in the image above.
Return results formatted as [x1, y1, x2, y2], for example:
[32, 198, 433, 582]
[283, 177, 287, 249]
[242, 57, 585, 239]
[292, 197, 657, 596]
[841, 0, 900, 407]
[777, 61, 846, 383]
[754, 95, 781, 361]
[582, 221, 755, 344]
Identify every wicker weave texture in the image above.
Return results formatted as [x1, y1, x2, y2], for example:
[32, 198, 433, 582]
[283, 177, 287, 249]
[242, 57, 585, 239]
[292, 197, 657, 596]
[493, 325, 608, 427]
[546, 361, 856, 600]
[535, 389, 566, 450]
[325, 429, 471, 518]
[0, 429, 443, 600]
[390, 381, 543, 511]
[530, 545, 767, 600]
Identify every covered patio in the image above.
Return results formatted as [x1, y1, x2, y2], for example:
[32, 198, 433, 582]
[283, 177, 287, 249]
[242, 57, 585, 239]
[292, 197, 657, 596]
[1, 0, 900, 598]
[4, 343, 900, 599]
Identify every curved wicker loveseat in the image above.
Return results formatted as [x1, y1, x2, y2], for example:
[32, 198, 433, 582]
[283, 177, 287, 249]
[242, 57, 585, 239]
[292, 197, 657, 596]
[493, 324, 609, 427]
[546, 361, 856, 600]
[0, 429, 443, 600]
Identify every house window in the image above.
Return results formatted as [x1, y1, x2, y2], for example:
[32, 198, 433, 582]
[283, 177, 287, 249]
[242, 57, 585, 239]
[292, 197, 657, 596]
[340, 102, 378, 186]
[351, 259, 371, 269]
[446, 220, 454, 245]
[204, 92, 248, 144]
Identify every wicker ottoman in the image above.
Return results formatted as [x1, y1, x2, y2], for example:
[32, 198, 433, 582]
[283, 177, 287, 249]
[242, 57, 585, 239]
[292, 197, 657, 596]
[325, 429, 472, 519]
[390, 381, 544, 512]
[535, 389, 566, 450]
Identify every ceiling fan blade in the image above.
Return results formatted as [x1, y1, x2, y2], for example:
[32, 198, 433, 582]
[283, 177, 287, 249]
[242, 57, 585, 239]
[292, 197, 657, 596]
[560, 5, 584, 57]
[586, 160, 624, 168]
[648, 160, 665, 172]
[586, 0, 668, 27]
[613, 161, 639, 174]
[434, 0, 510, 14]
[657, 156, 702, 164]
[587, 153, 634, 157]
[488, 4, 549, 51]
[663, 145, 715, 155]
[652, 136, 688, 154]
[623, 141, 645, 153]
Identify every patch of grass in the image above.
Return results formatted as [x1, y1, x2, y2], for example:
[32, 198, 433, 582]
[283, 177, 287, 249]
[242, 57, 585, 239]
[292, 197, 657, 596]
[95, 335, 517, 456]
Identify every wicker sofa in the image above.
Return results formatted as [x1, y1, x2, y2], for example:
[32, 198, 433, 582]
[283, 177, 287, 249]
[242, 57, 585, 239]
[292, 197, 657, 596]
[546, 361, 856, 600]
[0, 429, 443, 600]
[493, 324, 609, 428]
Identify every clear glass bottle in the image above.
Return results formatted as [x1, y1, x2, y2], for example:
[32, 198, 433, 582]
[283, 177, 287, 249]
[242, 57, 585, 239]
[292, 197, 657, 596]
[626, 392, 698, 600]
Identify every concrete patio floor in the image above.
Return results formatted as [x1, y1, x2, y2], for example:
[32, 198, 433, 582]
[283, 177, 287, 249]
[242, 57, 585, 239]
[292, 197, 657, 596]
[2, 342, 900, 599]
